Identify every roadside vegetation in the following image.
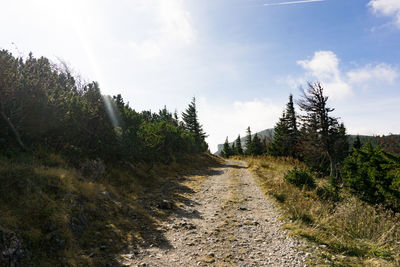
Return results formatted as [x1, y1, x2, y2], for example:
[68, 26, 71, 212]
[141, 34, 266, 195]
[225, 82, 400, 265]
[247, 156, 400, 266]
[0, 49, 219, 266]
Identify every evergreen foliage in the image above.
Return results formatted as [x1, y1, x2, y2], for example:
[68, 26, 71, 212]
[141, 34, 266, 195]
[284, 168, 315, 189]
[181, 97, 208, 152]
[235, 135, 244, 155]
[268, 112, 289, 156]
[251, 133, 265, 155]
[298, 82, 349, 181]
[245, 126, 252, 155]
[332, 123, 350, 173]
[217, 80, 400, 219]
[352, 135, 362, 151]
[0, 50, 208, 163]
[268, 95, 299, 157]
[285, 94, 299, 157]
[376, 135, 400, 156]
[221, 137, 232, 158]
[342, 142, 400, 211]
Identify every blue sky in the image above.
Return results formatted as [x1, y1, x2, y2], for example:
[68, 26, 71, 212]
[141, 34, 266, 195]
[1, 0, 399, 151]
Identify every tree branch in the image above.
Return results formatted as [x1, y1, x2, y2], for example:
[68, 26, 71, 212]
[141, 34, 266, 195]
[0, 109, 28, 151]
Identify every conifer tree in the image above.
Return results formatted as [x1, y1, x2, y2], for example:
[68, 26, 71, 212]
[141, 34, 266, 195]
[298, 82, 348, 180]
[268, 94, 299, 157]
[182, 97, 207, 151]
[222, 137, 232, 158]
[268, 111, 290, 156]
[333, 123, 350, 180]
[0, 50, 209, 164]
[285, 94, 299, 157]
[173, 110, 179, 127]
[235, 135, 244, 155]
[245, 126, 252, 155]
[251, 133, 264, 155]
[353, 135, 362, 151]
[262, 136, 268, 154]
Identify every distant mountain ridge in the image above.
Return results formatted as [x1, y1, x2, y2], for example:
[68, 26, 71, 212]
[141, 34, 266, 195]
[216, 128, 400, 156]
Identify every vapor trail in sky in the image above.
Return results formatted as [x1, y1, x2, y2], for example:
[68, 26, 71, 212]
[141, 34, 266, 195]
[264, 0, 325, 6]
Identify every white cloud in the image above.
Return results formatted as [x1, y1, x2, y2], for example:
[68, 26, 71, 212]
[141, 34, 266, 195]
[297, 51, 340, 80]
[295, 51, 398, 100]
[126, 0, 196, 60]
[296, 51, 352, 99]
[347, 64, 398, 84]
[198, 98, 282, 152]
[368, 0, 400, 28]
[321, 80, 352, 99]
[157, 1, 196, 45]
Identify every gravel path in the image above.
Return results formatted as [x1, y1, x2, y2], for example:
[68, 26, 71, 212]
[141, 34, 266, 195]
[120, 160, 309, 266]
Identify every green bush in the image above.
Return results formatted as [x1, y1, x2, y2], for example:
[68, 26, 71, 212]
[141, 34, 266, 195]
[0, 50, 207, 164]
[342, 142, 400, 211]
[284, 167, 315, 189]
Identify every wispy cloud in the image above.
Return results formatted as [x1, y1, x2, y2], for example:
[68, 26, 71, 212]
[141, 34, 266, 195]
[264, 0, 325, 6]
[368, 0, 400, 28]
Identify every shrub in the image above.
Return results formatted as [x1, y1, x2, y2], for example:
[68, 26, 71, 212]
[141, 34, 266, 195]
[248, 156, 400, 265]
[284, 167, 315, 189]
[342, 142, 400, 211]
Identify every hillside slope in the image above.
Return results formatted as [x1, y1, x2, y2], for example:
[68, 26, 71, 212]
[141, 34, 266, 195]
[0, 152, 221, 266]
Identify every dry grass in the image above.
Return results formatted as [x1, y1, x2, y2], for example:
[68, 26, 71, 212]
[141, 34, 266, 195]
[246, 156, 400, 266]
[0, 152, 222, 266]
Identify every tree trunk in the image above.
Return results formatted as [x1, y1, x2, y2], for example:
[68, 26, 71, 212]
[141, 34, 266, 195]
[0, 109, 28, 151]
[330, 159, 336, 177]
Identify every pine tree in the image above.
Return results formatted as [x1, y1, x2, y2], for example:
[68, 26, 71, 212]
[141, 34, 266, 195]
[231, 142, 236, 155]
[298, 82, 348, 180]
[285, 94, 299, 157]
[251, 133, 264, 155]
[222, 137, 232, 158]
[268, 94, 299, 157]
[173, 110, 179, 127]
[333, 123, 350, 181]
[268, 111, 290, 156]
[262, 136, 268, 154]
[182, 97, 207, 151]
[245, 126, 252, 155]
[353, 135, 362, 151]
[235, 135, 244, 155]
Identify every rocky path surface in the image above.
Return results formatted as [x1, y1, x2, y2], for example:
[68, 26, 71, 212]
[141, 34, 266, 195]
[120, 160, 309, 266]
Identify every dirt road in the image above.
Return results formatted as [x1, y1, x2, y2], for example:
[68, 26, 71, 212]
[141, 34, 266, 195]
[120, 160, 309, 266]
